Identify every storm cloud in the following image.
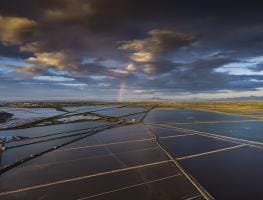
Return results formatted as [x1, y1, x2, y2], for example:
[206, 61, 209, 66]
[0, 0, 263, 100]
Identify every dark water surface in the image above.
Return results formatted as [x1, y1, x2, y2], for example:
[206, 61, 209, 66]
[0, 121, 110, 167]
[159, 134, 237, 158]
[1, 161, 202, 200]
[93, 107, 146, 117]
[181, 146, 263, 199]
[145, 109, 253, 123]
[177, 121, 263, 143]
[0, 121, 109, 137]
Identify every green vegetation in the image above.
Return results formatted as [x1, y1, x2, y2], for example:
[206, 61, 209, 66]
[129, 101, 263, 118]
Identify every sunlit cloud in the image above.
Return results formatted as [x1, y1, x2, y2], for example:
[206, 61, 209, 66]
[0, 16, 36, 44]
[26, 51, 78, 70]
[126, 63, 137, 71]
[119, 29, 197, 73]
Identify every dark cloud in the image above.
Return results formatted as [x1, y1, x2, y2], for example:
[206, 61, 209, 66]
[0, 0, 263, 100]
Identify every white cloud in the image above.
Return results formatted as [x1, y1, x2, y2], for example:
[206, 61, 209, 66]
[126, 63, 137, 71]
[33, 76, 74, 82]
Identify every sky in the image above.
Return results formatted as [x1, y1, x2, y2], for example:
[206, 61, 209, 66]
[0, 0, 263, 101]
